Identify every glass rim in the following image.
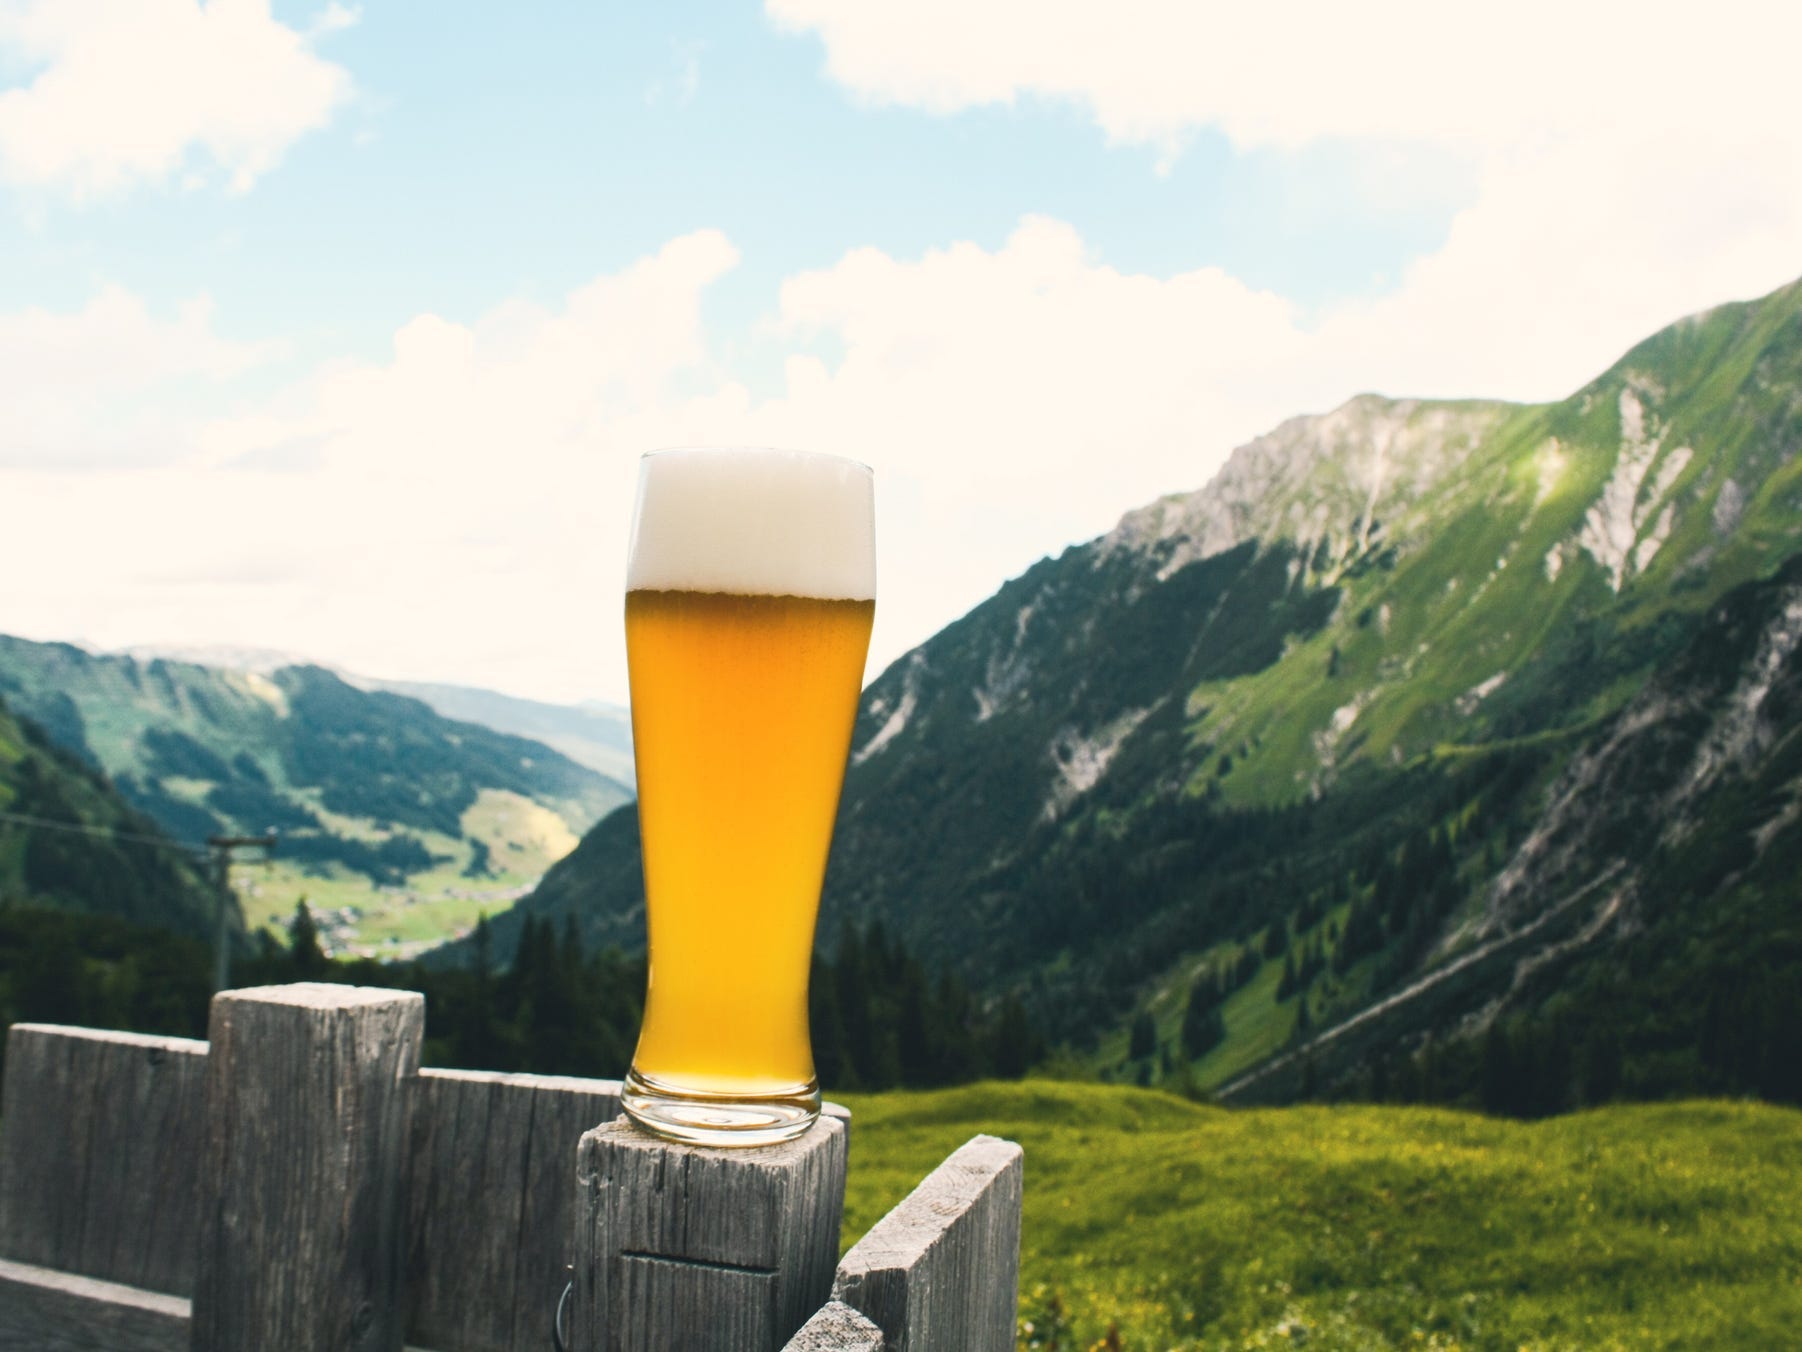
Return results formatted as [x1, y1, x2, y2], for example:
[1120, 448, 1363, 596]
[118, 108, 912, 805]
[639, 445, 873, 475]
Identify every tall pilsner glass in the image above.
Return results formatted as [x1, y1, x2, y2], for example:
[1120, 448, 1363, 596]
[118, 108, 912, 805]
[619, 448, 875, 1145]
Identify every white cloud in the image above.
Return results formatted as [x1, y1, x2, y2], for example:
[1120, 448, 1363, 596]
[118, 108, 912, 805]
[766, 0, 1799, 155]
[0, 224, 1313, 702]
[0, 0, 353, 198]
[1309, 131, 1802, 402]
[768, 0, 1802, 404]
[310, 3, 358, 38]
[0, 234, 743, 702]
[0, 285, 273, 467]
[693, 219, 1320, 665]
[1, 197, 1796, 703]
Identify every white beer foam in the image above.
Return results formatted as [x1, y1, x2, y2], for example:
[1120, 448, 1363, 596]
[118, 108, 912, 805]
[627, 447, 876, 600]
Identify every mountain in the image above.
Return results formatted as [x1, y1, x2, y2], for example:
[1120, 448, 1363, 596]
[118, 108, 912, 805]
[0, 641, 631, 955]
[0, 697, 218, 937]
[359, 679, 635, 786]
[120, 645, 638, 786]
[463, 275, 1802, 1104]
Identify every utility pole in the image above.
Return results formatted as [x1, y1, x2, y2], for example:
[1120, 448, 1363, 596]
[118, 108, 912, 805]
[208, 834, 277, 993]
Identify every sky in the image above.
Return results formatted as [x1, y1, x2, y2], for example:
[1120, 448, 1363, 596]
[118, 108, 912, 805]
[1, 1, 1799, 704]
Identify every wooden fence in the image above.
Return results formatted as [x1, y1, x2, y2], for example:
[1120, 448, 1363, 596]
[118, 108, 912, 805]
[0, 983, 1023, 1351]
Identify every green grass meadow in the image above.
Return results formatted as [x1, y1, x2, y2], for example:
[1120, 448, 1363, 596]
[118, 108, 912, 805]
[838, 1082, 1802, 1351]
[230, 788, 576, 957]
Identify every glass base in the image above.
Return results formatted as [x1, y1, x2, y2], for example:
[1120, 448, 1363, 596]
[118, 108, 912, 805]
[620, 1066, 821, 1147]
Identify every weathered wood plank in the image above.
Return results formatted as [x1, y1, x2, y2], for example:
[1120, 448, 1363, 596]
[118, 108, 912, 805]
[0, 1012, 859, 1351]
[781, 1299, 885, 1350]
[0, 1025, 206, 1296]
[832, 1134, 1023, 1352]
[0, 1256, 190, 1352]
[404, 1068, 621, 1352]
[190, 984, 424, 1352]
[571, 1115, 848, 1352]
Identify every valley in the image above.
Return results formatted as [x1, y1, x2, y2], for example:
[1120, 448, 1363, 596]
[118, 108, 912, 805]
[0, 641, 631, 953]
[231, 787, 574, 959]
[9, 272, 1802, 1117]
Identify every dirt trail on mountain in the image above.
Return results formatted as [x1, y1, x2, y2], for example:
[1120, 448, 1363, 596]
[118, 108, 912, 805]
[1217, 868, 1625, 1102]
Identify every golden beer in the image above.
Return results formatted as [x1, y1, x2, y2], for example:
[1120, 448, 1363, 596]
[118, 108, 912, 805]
[626, 590, 873, 1095]
[619, 448, 875, 1145]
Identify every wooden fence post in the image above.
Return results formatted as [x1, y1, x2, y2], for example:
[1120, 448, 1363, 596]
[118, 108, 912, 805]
[780, 1300, 884, 1350]
[832, 1134, 1023, 1352]
[189, 983, 423, 1352]
[570, 1115, 848, 1352]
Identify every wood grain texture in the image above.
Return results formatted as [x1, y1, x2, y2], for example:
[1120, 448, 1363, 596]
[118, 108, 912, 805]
[0, 1256, 190, 1352]
[832, 1134, 1023, 1352]
[781, 1299, 884, 1350]
[0, 1025, 206, 1297]
[572, 1116, 847, 1352]
[404, 1068, 621, 1352]
[190, 984, 424, 1352]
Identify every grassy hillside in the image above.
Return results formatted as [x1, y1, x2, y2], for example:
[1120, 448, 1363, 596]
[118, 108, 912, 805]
[0, 640, 631, 954]
[840, 1081, 1802, 1351]
[0, 699, 218, 937]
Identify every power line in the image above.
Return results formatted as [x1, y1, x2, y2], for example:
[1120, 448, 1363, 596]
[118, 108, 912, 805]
[208, 834, 277, 992]
[0, 807, 206, 855]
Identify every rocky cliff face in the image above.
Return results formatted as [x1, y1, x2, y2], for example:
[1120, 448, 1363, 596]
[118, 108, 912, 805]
[1103, 395, 1507, 584]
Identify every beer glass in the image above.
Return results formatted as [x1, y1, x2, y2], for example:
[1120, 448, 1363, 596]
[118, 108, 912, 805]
[619, 448, 875, 1145]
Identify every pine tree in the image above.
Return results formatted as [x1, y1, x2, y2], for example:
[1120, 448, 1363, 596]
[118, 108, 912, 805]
[1292, 996, 1312, 1044]
[896, 960, 934, 1086]
[1181, 975, 1226, 1060]
[809, 958, 855, 1090]
[992, 995, 1036, 1078]
[1481, 1022, 1518, 1115]
[1128, 1010, 1157, 1061]
[1261, 919, 1289, 960]
[289, 900, 326, 978]
[471, 912, 493, 983]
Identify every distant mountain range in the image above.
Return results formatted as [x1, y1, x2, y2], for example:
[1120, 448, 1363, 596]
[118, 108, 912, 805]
[0, 640, 631, 951]
[358, 680, 634, 786]
[478, 274, 1802, 1104]
[117, 644, 636, 784]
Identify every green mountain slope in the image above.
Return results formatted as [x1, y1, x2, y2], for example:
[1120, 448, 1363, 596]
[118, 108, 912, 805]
[0, 641, 630, 954]
[1216, 549, 1802, 1107]
[364, 678, 635, 786]
[483, 275, 1802, 1100]
[0, 698, 217, 937]
[844, 1081, 1802, 1350]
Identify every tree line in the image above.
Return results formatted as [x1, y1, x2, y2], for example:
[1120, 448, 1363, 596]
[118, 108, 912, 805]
[0, 899, 1048, 1092]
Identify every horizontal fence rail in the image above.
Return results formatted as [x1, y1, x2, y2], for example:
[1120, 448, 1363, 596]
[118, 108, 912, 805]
[0, 1025, 207, 1298]
[0, 987, 1021, 1351]
[0, 1257, 189, 1352]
